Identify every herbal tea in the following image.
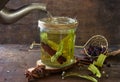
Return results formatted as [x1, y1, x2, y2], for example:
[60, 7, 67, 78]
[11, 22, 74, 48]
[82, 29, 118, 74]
[38, 17, 78, 68]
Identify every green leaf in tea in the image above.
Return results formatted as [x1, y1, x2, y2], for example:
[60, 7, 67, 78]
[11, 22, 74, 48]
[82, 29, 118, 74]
[41, 32, 59, 50]
[51, 41, 64, 62]
[40, 32, 48, 43]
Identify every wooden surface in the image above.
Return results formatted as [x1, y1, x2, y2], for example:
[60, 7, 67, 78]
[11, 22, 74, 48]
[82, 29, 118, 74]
[0, 44, 120, 82]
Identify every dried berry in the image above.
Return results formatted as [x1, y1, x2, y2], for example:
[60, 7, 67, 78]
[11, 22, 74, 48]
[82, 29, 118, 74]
[87, 45, 106, 56]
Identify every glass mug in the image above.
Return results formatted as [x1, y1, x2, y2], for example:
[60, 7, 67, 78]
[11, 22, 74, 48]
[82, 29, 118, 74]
[38, 17, 78, 68]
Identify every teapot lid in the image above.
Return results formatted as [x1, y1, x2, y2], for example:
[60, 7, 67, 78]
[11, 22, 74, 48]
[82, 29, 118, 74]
[0, 0, 9, 10]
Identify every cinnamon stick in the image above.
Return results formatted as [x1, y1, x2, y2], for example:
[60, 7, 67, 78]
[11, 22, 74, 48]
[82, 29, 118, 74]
[108, 49, 120, 56]
[41, 42, 66, 64]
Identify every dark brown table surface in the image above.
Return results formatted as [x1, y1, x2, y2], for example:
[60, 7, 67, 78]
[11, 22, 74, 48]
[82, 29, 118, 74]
[0, 44, 120, 82]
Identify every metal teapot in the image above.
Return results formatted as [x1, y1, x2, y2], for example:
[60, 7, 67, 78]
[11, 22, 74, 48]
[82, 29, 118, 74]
[0, 0, 46, 24]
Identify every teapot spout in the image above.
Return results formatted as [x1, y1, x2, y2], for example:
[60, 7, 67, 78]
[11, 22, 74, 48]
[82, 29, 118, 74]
[0, 3, 47, 24]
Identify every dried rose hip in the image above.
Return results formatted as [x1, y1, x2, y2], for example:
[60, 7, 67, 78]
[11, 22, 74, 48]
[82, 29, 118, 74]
[87, 45, 106, 56]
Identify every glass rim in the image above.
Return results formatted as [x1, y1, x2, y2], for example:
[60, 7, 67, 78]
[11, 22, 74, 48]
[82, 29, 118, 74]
[38, 16, 78, 29]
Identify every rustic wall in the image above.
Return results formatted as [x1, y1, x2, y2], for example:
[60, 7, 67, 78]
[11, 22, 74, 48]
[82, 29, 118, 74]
[0, 0, 120, 45]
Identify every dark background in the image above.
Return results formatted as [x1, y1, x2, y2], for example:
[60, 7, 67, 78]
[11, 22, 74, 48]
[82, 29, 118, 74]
[0, 0, 120, 46]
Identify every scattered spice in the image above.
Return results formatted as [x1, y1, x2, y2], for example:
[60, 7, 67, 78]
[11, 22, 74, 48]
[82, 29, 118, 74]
[25, 56, 98, 81]
[25, 65, 48, 81]
[25, 35, 120, 81]
[25, 60, 75, 81]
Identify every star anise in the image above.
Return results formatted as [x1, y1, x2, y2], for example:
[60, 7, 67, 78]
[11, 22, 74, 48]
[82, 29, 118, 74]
[25, 65, 49, 81]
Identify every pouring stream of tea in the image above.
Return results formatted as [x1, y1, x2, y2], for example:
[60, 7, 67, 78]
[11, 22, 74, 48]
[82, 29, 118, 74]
[47, 11, 53, 19]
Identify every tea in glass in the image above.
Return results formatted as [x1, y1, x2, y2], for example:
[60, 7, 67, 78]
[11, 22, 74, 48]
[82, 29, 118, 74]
[38, 17, 78, 68]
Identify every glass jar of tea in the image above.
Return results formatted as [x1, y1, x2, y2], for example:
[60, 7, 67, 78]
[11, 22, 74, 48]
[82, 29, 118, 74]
[38, 17, 78, 68]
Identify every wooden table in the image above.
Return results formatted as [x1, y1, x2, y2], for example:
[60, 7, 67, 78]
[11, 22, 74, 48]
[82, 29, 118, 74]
[0, 44, 120, 82]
